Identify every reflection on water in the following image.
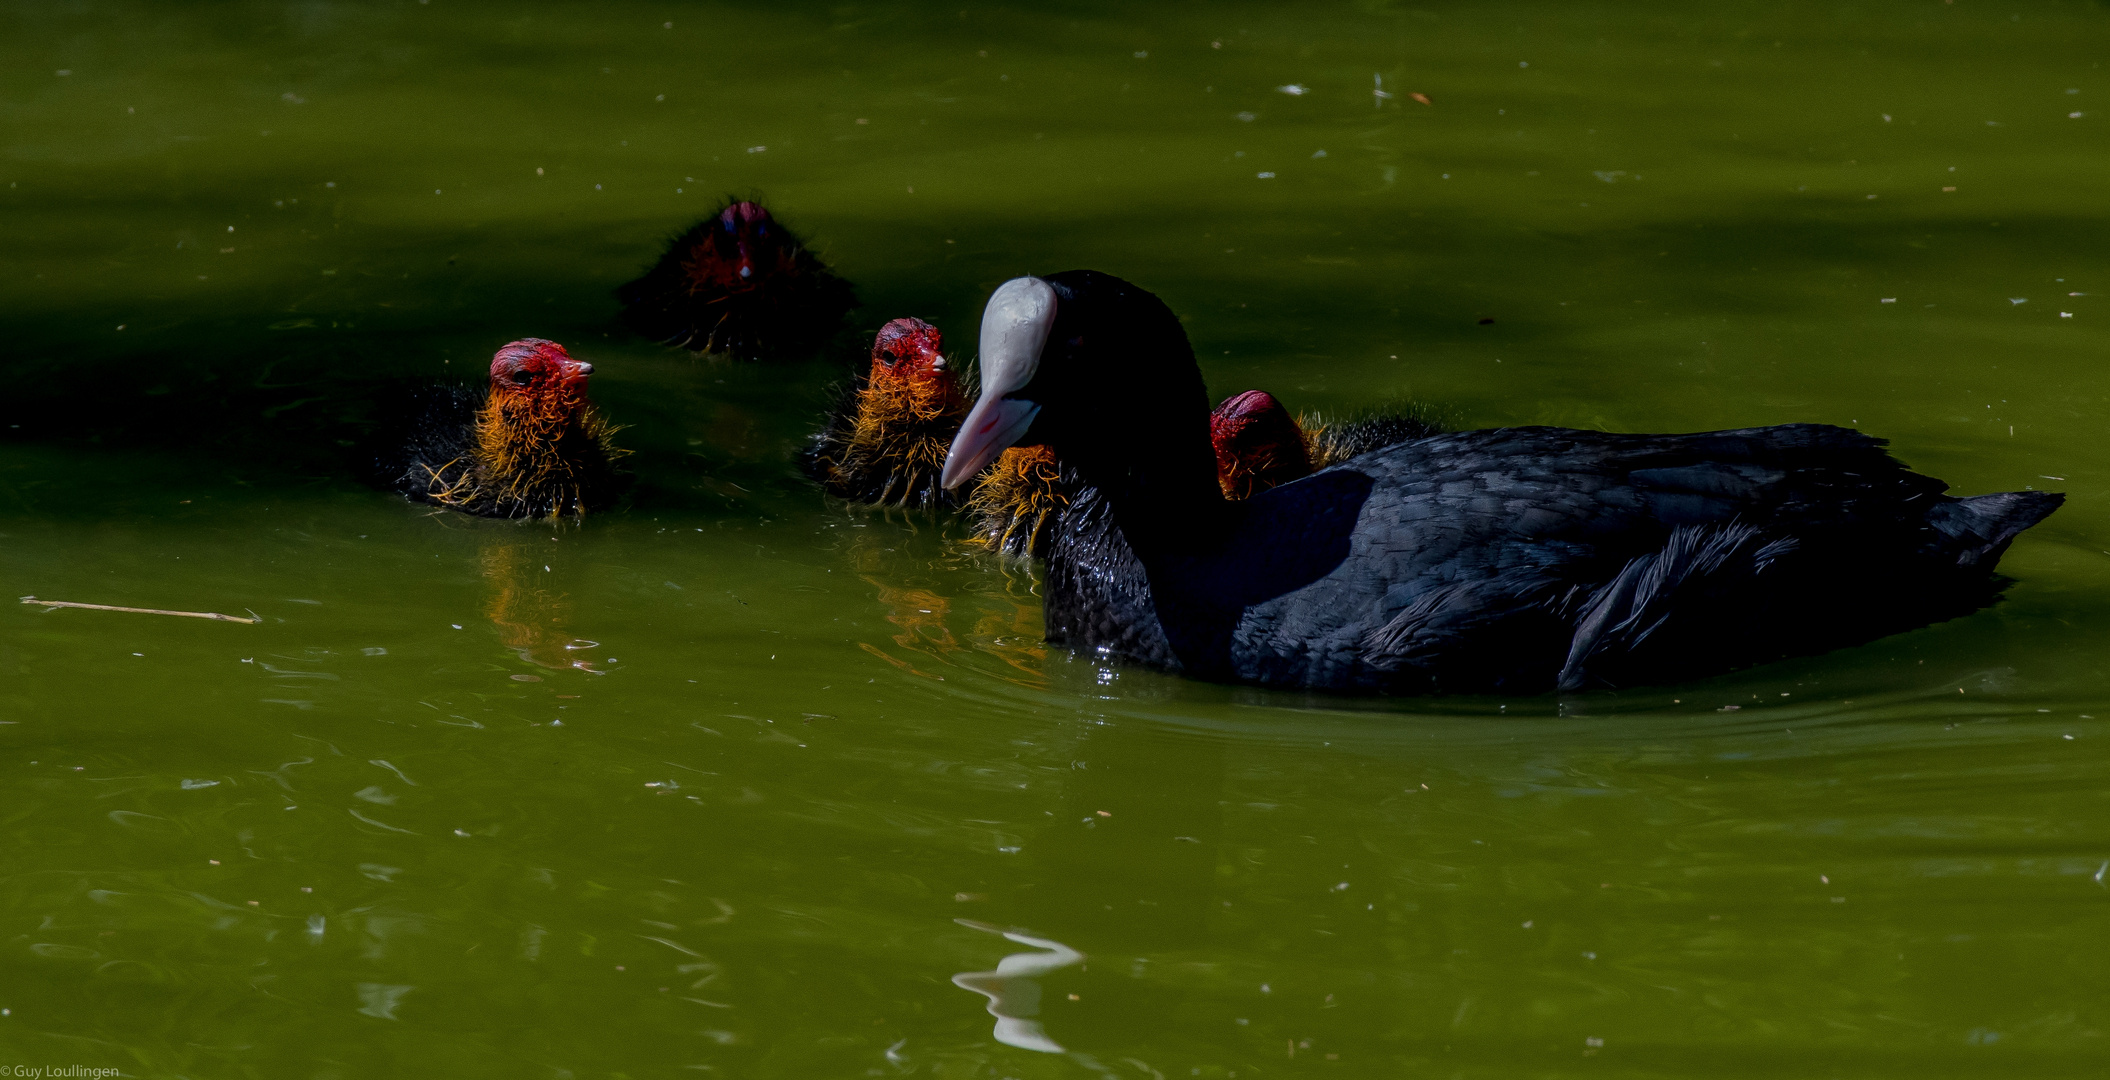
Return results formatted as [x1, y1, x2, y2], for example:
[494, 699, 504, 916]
[858, 574, 955, 681]
[967, 567, 1049, 688]
[949, 919, 1083, 1054]
[841, 521, 1057, 688]
[479, 539, 602, 672]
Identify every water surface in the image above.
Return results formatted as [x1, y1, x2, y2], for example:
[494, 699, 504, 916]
[4, 2, 2109, 1076]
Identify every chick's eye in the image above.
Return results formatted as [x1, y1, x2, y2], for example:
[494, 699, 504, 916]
[510, 370, 535, 384]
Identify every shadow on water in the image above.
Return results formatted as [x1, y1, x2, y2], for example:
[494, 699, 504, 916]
[4, 199, 2101, 519]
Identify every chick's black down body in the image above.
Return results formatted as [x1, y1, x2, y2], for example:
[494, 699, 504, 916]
[367, 382, 626, 519]
[367, 381, 480, 497]
[1014, 271, 2062, 694]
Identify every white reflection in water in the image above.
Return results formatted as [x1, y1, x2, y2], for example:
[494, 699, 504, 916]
[355, 982, 412, 1019]
[949, 920, 1083, 1054]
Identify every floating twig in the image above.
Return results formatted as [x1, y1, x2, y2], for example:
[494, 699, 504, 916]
[20, 596, 259, 624]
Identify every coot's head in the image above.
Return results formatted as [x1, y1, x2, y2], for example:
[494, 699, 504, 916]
[1210, 390, 1313, 499]
[870, 317, 947, 383]
[940, 271, 1210, 492]
[489, 338, 594, 413]
[681, 200, 795, 295]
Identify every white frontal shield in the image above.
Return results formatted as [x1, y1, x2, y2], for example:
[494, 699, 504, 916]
[940, 277, 1057, 489]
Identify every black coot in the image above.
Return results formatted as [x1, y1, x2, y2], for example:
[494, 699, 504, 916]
[937, 271, 2063, 694]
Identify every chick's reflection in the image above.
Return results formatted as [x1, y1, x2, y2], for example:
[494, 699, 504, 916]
[480, 540, 601, 671]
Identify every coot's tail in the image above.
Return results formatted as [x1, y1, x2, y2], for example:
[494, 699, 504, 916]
[1929, 491, 2065, 569]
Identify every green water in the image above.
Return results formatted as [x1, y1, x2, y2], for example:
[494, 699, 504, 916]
[5, 1, 2110, 1075]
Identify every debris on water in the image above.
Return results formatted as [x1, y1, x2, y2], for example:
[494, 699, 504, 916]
[511, 674, 541, 682]
[22, 596, 257, 624]
[2010, 298, 2028, 305]
[1277, 84, 1307, 96]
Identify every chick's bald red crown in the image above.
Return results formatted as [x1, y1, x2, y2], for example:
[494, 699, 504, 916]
[489, 338, 594, 399]
[1211, 390, 1300, 451]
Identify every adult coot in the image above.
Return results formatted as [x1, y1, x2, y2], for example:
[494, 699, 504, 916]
[374, 338, 627, 519]
[617, 200, 856, 360]
[801, 317, 969, 510]
[939, 271, 2064, 694]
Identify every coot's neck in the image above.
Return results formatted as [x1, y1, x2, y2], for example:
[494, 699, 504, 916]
[1037, 425, 1228, 676]
[1052, 398, 1230, 562]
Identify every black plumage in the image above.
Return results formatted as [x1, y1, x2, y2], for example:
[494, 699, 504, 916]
[955, 270, 2063, 694]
